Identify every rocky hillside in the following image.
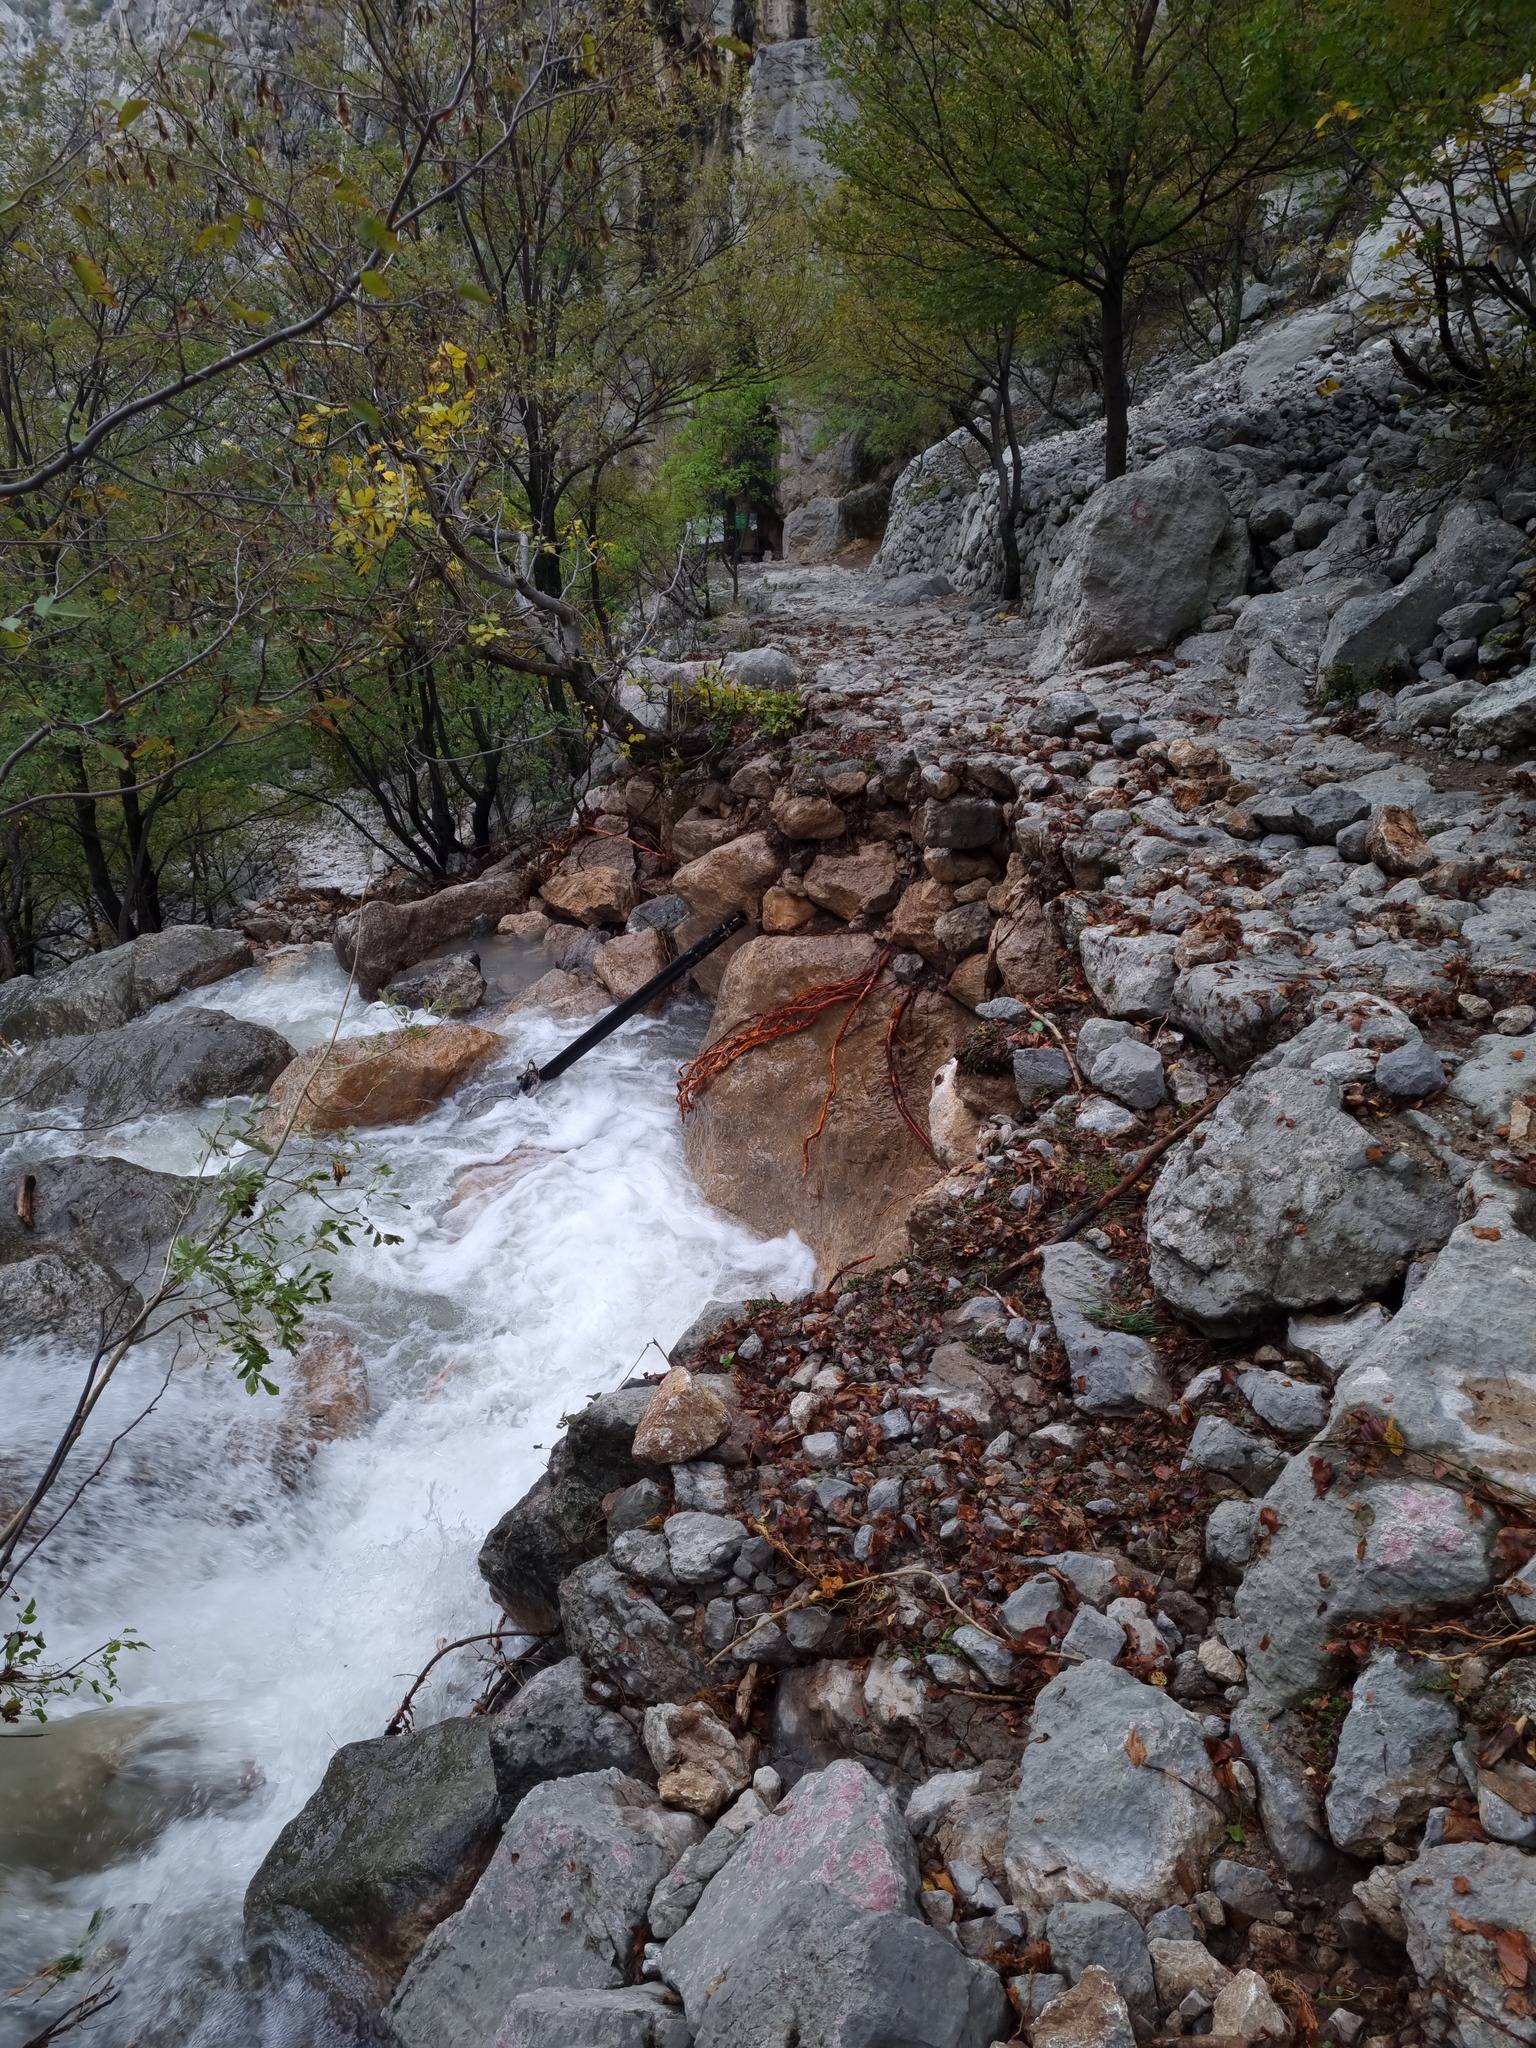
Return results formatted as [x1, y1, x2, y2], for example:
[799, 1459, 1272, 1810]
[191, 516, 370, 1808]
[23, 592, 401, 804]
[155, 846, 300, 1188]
[206, 402, 1536, 2047]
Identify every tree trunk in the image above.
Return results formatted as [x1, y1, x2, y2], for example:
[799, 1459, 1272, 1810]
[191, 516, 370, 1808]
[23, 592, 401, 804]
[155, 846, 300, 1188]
[1100, 279, 1130, 483]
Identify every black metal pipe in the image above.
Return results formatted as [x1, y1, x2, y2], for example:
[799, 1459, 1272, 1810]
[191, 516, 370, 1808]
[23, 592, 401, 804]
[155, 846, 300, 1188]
[518, 910, 746, 1094]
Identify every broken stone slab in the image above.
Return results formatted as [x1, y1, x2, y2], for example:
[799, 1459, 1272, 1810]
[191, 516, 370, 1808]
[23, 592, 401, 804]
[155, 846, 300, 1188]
[1003, 1660, 1228, 1918]
[1168, 958, 1300, 1066]
[1447, 1031, 1536, 1130]
[1040, 1240, 1172, 1415]
[1238, 1367, 1329, 1438]
[1285, 1305, 1388, 1379]
[1044, 1901, 1155, 2027]
[634, 1368, 732, 1463]
[1185, 1416, 1287, 1495]
[1323, 1651, 1462, 1856]
[388, 1771, 701, 2048]
[1229, 1704, 1337, 1881]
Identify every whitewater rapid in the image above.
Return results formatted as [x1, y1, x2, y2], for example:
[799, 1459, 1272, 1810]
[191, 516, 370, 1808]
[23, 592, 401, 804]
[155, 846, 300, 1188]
[0, 945, 813, 2045]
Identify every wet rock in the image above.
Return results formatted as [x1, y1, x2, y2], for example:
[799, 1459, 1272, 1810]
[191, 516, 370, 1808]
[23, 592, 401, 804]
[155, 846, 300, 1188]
[1146, 1020, 1456, 1332]
[383, 954, 487, 1016]
[1040, 1240, 1172, 1414]
[505, 968, 607, 1020]
[803, 843, 901, 921]
[0, 1007, 293, 1122]
[337, 870, 527, 996]
[1323, 1651, 1461, 1855]
[243, 1716, 501, 1998]
[273, 1332, 371, 1477]
[487, 1657, 646, 1814]
[560, 1558, 709, 1705]
[672, 832, 781, 925]
[1003, 1661, 1227, 1917]
[644, 1702, 752, 1819]
[0, 924, 252, 1043]
[917, 798, 1003, 850]
[261, 1023, 501, 1139]
[634, 1368, 731, 1465]
[1032, 1965, 1137, 2048]
[388, 1771, 701, 2048]
[0, 1246, 143, 1342]
[682, 935, 968, 1281]
[478, 1386, 652, 1630]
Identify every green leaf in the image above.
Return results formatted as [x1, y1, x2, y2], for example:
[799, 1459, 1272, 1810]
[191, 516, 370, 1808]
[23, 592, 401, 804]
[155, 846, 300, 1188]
[357, 270, 392, 300]
[332, 175, 373, 209]
[357, 214, 399, 255]
[69, 252, 115, 303]
[32, 595, 93, 620]
[117, 97, 151, 128]
[455, 280, 495, 307]
[350, 399, 382, 431]
[194, 215, 244, 254]
[186, 28, 226, 46]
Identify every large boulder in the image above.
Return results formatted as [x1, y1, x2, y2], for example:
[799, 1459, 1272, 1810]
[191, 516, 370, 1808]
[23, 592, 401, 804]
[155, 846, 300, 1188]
[335, 868, 528, 998]
[0, 1152, 204, 1283]
[1147, 1000, 1457, 1332]
[492, 1987, 692, 2048]
[478, 1386, 653, 1631]
[1003, 1661, 1228, 1918]
[661, 1760, 1007, 2048]
[388, 1771, 701, 2048]
[682, 935, 969, 1281]
[1323, 1651, 1462, 1855]
[1321, 503, 1525, 679]
[0, 1007, 293, 1123]
[1032, 450, 1250, 671]
[0, 925, 252, 1045]
[1451, 664, 1536, 751]
[559, 1557, 710, 1705]
[243, 1716, 501, 1999]
[260, 1023, 501, 1139]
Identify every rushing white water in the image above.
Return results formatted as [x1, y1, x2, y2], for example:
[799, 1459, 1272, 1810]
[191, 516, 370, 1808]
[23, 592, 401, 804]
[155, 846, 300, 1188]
[0, 946, 813, 2045]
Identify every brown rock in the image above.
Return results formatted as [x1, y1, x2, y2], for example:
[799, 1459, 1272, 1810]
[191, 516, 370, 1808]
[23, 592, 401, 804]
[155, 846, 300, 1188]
[501, 969, 607, 1020]
[989, 889, 1065, 1001]
[923, 849, 996, 885]
[497, 909, 550, 941]
[946, 952, 993, 1008]
[803, 843, 901, 922]
[1365, 803, 1434, 878]
[335, 867, 528, 997]
[673, 831, 781, 923]
[762, 886, 817, 934]
[540, 866, 637, 928]
[274, 1332, 371, 1479]
[632, 1366, 731, 1464]
[889, 877, 957, 965]
[643, 1701, 752, 1819]
[682, 934, 969, 1280]
[262, 1023, 501, 1138]
[1035, 1967, 1136, 2048]
[594, 928, 671, 1004]
[671, 812, 743, 862]
[1211, 1969, 1290, 2044]
[770, 788, 846, 841]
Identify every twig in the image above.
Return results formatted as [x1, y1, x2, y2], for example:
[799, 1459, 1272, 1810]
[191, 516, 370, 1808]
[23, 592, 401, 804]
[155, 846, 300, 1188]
[384, 1627, 534, 1736]
[1014, 996, 1083, 1091]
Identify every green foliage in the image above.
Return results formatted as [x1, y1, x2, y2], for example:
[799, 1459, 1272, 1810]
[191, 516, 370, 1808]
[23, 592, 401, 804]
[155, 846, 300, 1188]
[1313, 659, 1405, 707]
[2, 1600, 144, 1725]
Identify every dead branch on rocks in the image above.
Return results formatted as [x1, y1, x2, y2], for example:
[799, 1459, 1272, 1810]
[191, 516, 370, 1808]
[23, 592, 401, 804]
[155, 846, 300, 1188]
[384, 1626, 535, 1735]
